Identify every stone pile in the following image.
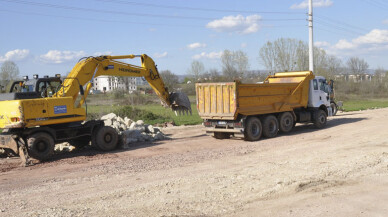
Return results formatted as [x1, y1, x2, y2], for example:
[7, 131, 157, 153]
[100, 113, 168, 148]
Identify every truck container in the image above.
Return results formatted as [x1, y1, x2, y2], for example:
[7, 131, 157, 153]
[195, 71, 333, 141]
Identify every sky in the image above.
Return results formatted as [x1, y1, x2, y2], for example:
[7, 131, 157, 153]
[0, 0, 388, 77]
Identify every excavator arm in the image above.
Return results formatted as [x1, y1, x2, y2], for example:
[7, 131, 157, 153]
[54, 54, 191, 114]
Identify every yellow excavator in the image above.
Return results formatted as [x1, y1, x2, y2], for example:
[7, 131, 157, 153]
[0, 54, 191, 165]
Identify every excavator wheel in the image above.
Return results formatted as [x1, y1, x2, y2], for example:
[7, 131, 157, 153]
[278, 112, 294, 133]
[92, 126, 118, 151]
[244, 117, 262, 141]
[262, 115, 279, 138]
[27, 132, 55, 161]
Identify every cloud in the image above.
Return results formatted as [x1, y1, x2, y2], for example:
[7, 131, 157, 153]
[93, 51, 113, 56]
[241, 43, 247, 48]
[192, 51, 223, 60]
[322, 29, 388, 56]
[187, 42, 207, 50]
[40, 50, 86, 64]
[314, 41, 331, 47]
[290, 0, 333, 9]
[0, 49, 30, 62]
[154, 52, 168, 58]
[206, 14, 261, 34]
[383, 20, 388, 25]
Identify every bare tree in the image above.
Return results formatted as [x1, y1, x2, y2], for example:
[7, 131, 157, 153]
[233, 50, 249, 78]
[221, 50, 236, 79]
[160, 70, 179, 91]
[259, 38, 304, 72]
[187, 60, 205, 82]
[221, 50, 249, 80]
[0, 61, 20, 87]
[346, 57, 369, 74]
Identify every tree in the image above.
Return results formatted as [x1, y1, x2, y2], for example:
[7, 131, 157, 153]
[160, 70, 179, 90]
[346, 57, 369, 74]
[221, 50, 249, 80]
[259, 38, 303, 73]
[0, 61, 20, 87]
[187, 60, 205, 82]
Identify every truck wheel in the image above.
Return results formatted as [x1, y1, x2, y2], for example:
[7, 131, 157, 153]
[244, 117, 262, 141]
[313, 109, 327, 129]
[330, 103, 338, 116]
[278, 112, 294, 133]
[213, 132, 230, 139]
[92, 126, 118, 151]
[262, 115, 279, 138]
[27, 132, 55, 161]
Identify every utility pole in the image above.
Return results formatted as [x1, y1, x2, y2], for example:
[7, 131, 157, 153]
[309, 0, 314, 72]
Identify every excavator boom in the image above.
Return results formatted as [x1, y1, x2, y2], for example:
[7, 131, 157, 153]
[55, 54, 191, 115]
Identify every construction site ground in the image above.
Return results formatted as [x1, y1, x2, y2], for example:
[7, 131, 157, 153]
[0, 108, 387, 217]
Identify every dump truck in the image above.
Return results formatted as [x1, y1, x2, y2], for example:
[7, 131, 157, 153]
[195, 71, 333, 141]
[0, 54, 191, 165]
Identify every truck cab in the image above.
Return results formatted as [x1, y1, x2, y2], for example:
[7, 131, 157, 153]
[308, 76, 333, 116]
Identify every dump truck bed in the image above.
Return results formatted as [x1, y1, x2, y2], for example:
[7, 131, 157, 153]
[196, 71, 314, 120]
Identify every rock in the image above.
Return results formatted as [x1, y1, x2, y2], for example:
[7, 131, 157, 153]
[120, 124, 127, 131]
[129, 122, 145, 132]
[124, 117, 133, 126]
[136, 120, 144, 126]
[153, 132, 165, 140]
[104, 119, 112, 127]
[141, 132, 154, 141]
[146, 125, 155, 134]
[117, 116, 124, 124]
[113, 121, 121, 130]
[101, 113, 117, 120]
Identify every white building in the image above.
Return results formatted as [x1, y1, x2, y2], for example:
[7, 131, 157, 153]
[91, 76, 137, 93]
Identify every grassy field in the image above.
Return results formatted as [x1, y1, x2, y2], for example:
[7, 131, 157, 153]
[342, 99, 388, 112]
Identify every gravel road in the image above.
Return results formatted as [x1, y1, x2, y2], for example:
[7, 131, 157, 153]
[0, 108, 387, 217]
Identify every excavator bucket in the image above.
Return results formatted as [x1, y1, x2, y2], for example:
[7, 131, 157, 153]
[169, 92, 192, 115]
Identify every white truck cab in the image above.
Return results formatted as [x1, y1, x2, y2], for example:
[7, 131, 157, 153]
[308, 76, 333, 116]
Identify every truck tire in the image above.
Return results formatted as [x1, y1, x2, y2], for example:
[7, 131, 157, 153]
[213, 132, 230, 139]
[27, 132, 55, 161]
[262, 115, 279, 138]
[244, 117, 262, 141]
[330, 103, 338, 116]
[92, 126, 118, 151]
[278, 112, 294, 133]
[313, 109, 327, 129]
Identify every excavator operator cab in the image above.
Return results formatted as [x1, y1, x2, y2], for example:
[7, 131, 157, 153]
[3, 75, 62, 100]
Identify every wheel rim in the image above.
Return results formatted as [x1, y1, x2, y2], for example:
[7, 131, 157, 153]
[269, 120, 277, 133]
[251, 122, 260, 136]
[283, 117, 292, 128]
[319, 114, 326, 123]
[104, 133, 112, 143]
[36, 141, 48, 152]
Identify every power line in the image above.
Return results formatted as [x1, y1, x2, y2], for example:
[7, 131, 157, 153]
[94, 0, 304, 14]
[315, 15, 369, 32]
[0, 0, 306, 21]
[315, 20, 365, 36]
[0, 9, 306, 29]
[362, 0, 388, 10]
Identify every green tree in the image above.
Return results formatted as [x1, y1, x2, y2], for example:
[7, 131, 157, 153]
[0, 61, 20, 89]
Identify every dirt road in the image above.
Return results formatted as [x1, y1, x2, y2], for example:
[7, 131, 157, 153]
[1, 108, 387, 217]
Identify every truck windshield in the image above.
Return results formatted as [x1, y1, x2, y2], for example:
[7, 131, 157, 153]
[318, 79, 330, 94]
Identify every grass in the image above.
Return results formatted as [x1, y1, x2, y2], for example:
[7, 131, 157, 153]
[342, 99, 388, 112]
[86, 103, 202, 126]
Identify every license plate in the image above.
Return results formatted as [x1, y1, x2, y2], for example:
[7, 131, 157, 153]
[218, 121, 227, 125]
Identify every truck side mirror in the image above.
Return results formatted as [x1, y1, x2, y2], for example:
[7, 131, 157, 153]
[79, 85, 84, 95]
